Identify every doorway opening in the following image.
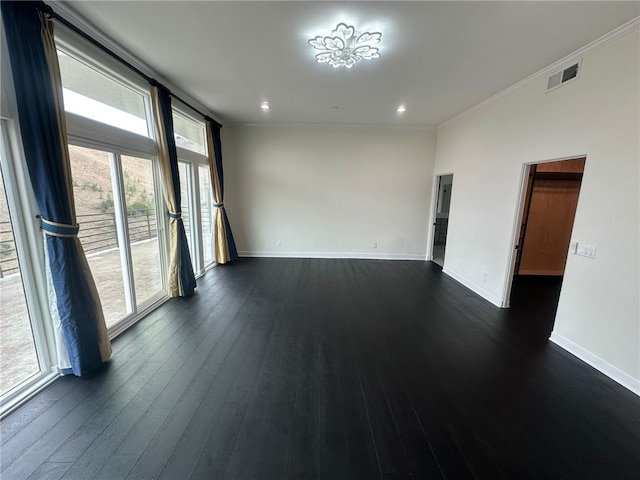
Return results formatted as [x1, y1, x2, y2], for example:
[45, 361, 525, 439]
[509, 157, 585, 337]
[431, 174, 453, 267]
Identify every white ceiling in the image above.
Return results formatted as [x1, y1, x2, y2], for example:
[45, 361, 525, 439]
[60, 1, 639, 128]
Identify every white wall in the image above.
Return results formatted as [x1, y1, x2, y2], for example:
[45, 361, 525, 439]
[223, 126, 436, 259]
[434, 29, 639, 389]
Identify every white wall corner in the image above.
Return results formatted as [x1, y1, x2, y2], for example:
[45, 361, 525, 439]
[550, 332, 640, 396]
[442, 267, 504, 308]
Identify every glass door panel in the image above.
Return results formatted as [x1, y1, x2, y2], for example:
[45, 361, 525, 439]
[121, 155, 162, 306]
[198, 165, 213, 266]
[68, 145, 128, 328]
[178, 161, 193, 258]
[0, 166, 40, 395]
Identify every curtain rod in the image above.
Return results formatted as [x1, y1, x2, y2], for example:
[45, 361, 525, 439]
[40, 1, 222, 128]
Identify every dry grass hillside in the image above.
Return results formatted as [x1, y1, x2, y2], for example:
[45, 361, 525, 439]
[68, 144, 157, 219]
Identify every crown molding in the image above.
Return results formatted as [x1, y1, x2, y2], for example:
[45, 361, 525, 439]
[439, 16, 640, 129]
[233, 122, 437, 132]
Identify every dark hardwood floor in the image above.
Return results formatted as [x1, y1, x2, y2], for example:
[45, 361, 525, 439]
[1, 258, 638, 479]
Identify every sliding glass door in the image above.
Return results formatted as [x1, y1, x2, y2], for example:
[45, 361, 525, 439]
[121, 154, 163, 306]
[0, 121, 56, 409]
[199, 165, 214, 266]
[69, 145, 128, 327]
[0, 155, 40, 396]
[68, 145, 165, 330]
[173, 109, 215, 275]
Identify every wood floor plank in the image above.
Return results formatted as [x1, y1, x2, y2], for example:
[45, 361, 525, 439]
[93, 454, 139, 480]
[161, 262, 287, 480]
[115, 272, 258, 458]
[315, 262, 351, 480]
[221, 294, 292, 478]
[25, 462, 72, 480]
[336, 260, 383, 480]
[254, 306, 305, 480]
[53, 279, 255, 479]
[1, 258, 638, 480]
[125, 273, 266, 479]
[169, 308, 277, 479]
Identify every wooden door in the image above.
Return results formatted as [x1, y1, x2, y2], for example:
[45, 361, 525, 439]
[518, 158, 585, 276]
[514, 165, 536, 274]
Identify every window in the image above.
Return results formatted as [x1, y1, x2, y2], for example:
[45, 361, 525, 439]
[178, 161, 194, 260]
[56, 30, 167, 334]
[173, 111, 206, 155]
[67, 143, 166, 331]
[58, 50, 149, 137]
[0, 136, 40, 396]
[121, 154, 163, 306]
[173, 107, 215, 275]
[69, 145, 128, 327]
[199, 165, 214, 266]
[1, 28, 58, 415]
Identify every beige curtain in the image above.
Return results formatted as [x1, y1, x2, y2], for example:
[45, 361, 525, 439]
[205, 119, 237, 264]
[150, 84, 196, 296]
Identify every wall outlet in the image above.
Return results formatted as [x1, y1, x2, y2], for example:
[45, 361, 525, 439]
[276, 240, 281, 247]
[373, 241, 378, 248]
[482, 271, 488, 283]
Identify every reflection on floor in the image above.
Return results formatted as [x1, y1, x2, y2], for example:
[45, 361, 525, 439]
[508, 274, 564, 342]
[432, 243, 445, 266]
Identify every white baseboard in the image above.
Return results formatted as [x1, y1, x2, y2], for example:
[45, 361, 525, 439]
[550, 332, 640, 396]
[238, 251, 426, 261]
[442, 267, 504, 308]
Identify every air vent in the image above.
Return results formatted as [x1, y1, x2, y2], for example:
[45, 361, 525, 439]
[547, 62, 580, 92]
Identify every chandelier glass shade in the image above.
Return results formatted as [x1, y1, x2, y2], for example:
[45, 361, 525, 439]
[308, 23, 382, 69]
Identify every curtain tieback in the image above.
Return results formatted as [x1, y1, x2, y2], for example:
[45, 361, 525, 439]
[38, 216, 80, 237]
[213, 203, 224, 208]
[168, 211, 181, 219]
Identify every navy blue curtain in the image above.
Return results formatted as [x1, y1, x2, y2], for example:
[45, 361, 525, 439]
[150, 83, 196, 296]
[1, 1, 111, 375]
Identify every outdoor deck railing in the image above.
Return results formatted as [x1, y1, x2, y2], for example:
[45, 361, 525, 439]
[0, 208, 175, 278]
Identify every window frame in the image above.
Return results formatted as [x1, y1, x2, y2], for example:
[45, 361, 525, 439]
[173, 104, 215, 276]
[55, 25, 155, 140]
[197, 164, 216, 269]
[55, 27, 171, 338]
[173, 109, 208, 157]
[0, 31, 59, 417]
[65, 136, 169, 338]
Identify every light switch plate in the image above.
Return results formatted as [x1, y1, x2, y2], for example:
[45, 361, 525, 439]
[570, 241, 578, 254]
[577, 244, 596, 258]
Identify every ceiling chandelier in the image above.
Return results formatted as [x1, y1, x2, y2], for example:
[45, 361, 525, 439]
[308, 23, 382, 69]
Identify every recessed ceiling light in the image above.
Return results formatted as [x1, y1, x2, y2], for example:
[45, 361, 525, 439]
[397, 105, 407, 113]
[308, 23, 382, 69]
[260, 102, 270, 110]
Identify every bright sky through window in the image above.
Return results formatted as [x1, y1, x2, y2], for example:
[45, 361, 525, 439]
[63, 89, 148, 136]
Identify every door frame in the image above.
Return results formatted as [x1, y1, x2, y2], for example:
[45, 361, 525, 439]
[427, 173, 454, 263]
[502, 154, 587, 308]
